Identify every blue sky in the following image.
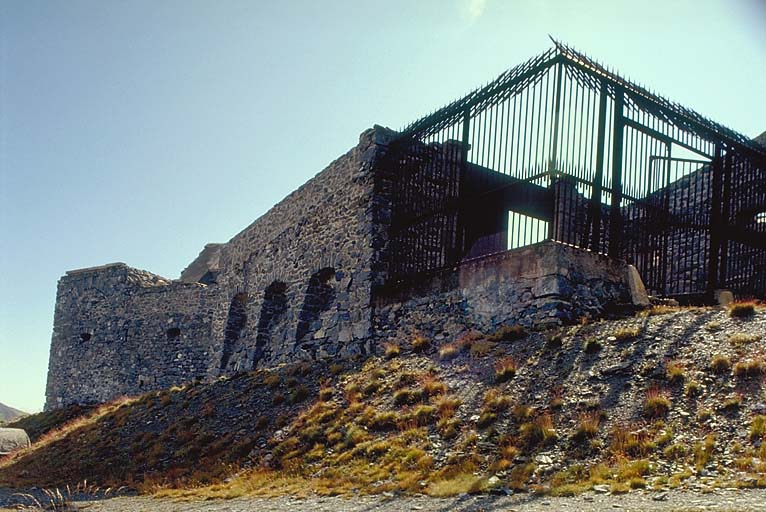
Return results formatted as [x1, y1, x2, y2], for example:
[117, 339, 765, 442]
[1, 0, 764, 413]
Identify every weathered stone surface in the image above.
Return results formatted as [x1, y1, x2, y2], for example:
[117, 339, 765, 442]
[0, 428, 30, 455]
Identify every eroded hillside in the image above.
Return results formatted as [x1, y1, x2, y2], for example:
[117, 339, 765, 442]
[2, 303, 766, 498]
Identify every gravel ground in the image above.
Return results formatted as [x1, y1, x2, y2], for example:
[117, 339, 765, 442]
[4, 489, 766, 512]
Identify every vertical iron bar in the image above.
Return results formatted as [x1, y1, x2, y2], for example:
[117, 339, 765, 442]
[707, 144, 724, 292]
[590, 81, 608, 252]
[608, 87, 625, 258]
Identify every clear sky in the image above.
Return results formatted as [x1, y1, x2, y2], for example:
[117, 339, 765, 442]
[1, 0, 764, 413]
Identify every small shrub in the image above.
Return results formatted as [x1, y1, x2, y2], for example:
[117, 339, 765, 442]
[710, 354, 731, 374]
[733, 358, 766, 379]
[584, 338, 602, 354]
[318, 387, 334, 402]
[383, 342, 400, 359]
[749, 415, 766, 442]
[367, 411, 398, 431]
[666, 360, 686, 383]
[412, 334, 430, 352]
[697, 408, 713, 422]
[644, 388, 671, 418]
[729, 301, 756, 318]
[494, 356, 517, 383]
[489, 324, 527, 342]
[362, 379, 382, 396]
[438, 343, 460, 361]
[613, 326, 641, 341]
[571, 412, 600, 442]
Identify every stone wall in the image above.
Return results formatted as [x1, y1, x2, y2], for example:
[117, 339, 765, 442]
[45, 263, 217, 409]
[45, 127, 397, 410]
[372, 241, 632, 346]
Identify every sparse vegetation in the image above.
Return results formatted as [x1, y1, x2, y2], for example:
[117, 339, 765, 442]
[730, 333, 760, 345]
[750, 415, 766, 442]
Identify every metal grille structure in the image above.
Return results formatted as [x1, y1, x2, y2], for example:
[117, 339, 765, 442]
[381, 40, 766, 298]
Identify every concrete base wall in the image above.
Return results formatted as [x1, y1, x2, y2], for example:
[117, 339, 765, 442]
[372, 241, 632, 345]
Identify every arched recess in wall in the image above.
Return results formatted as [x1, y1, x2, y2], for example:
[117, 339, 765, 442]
[295, 268, 336, 345]
[220, 292, 248, 370]
[253, 281, 288, 368]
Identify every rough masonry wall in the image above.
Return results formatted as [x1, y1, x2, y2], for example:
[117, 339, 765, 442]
[45, 264, 217, 410]
[373, 241, 631, 347]
[209, 126, 395, 372]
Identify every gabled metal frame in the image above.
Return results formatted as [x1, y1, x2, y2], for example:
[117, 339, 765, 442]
[382, 40, 766, 298]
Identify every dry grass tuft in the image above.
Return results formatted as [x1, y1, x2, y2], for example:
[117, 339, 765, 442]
[494, 356, 517, 383]
[729, 301, 757, 318]
[729, 333, 761, 346]
[710, 354, 731, 374]
[643, 387, 671, 418]
[613, 326, 641, 341]
[519, 414, 557, 448]
[383, 342, 400, 359]
[438, 343, 461, 361]
[489, 324, 527, 342]
[411, 334, 430, 352]
[665, 360, 686, 383]
[750, 415, 766, 442]
[571, 412, 600, 442]
[733, 358, 766, 379]
[584, 338, 603, 354]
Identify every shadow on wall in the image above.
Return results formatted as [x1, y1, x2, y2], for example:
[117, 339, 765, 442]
[220, 292, 248, 371]
[295, 268, 336, 355]
[253, 281, 289, 368]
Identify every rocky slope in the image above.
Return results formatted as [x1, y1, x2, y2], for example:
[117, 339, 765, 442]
[0, 403, 27, 424]
[1, 303, 765, 500]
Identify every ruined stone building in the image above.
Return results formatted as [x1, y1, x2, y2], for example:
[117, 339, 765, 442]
[45, 42, 766, 410]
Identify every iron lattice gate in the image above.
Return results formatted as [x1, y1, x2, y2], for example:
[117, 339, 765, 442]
[380, 40, 766, 299]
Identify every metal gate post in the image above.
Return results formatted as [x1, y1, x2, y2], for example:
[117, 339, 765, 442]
[708, 144, 724, 292]
[608, 87, 625, 258]
[590, 80, 608, 252]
